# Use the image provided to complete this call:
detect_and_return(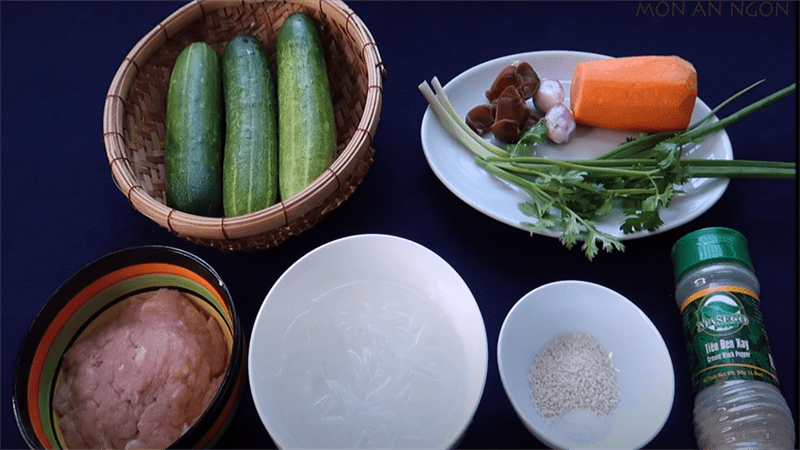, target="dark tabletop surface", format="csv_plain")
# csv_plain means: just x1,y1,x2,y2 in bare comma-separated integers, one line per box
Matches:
1,1,797,449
